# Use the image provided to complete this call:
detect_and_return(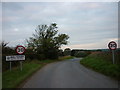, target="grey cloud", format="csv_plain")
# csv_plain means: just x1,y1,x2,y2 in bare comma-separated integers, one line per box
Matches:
2,2,118,49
